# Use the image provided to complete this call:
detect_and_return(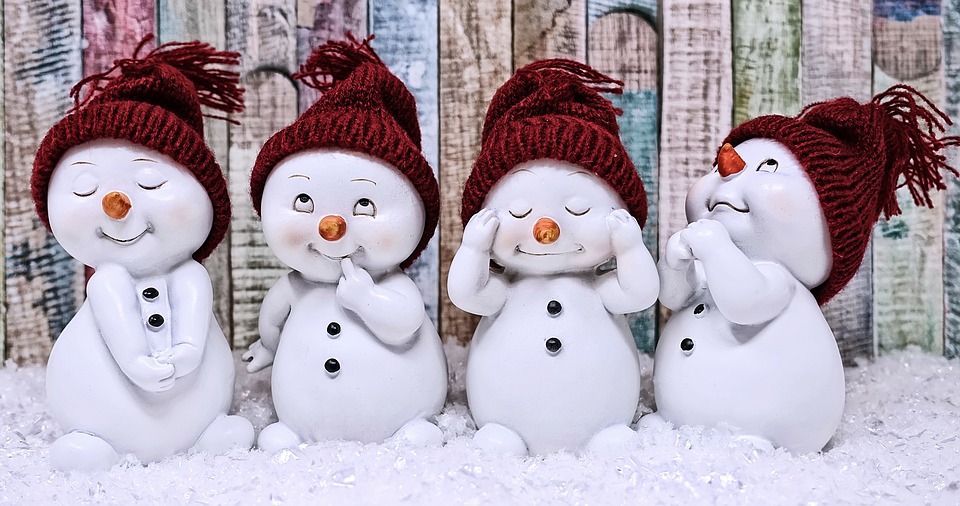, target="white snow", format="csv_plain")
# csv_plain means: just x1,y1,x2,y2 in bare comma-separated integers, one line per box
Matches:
1,343,958,505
